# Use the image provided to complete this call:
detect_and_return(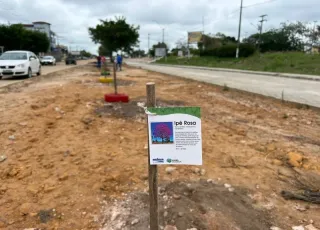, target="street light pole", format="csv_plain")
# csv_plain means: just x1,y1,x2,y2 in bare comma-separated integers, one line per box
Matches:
236,0,244,58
